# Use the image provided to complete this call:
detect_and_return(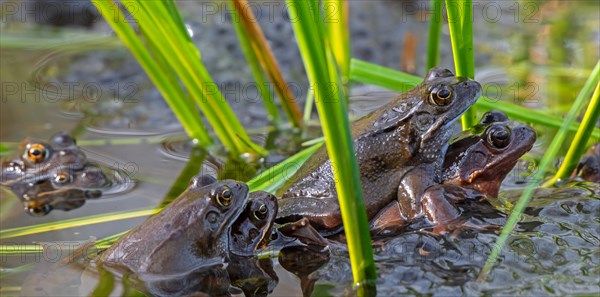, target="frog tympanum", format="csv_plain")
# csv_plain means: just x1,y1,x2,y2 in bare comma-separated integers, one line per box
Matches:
370,111,536,235
276,68,481,232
